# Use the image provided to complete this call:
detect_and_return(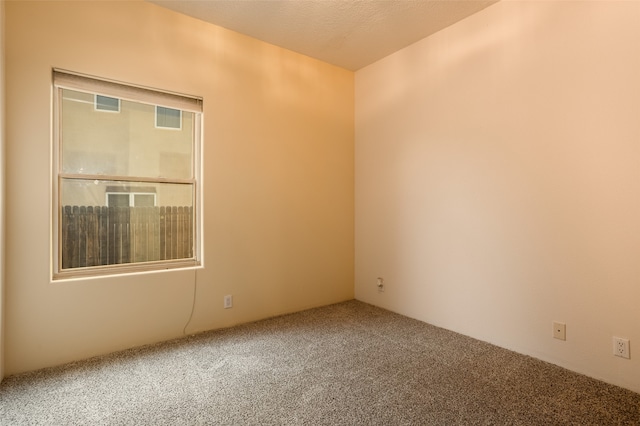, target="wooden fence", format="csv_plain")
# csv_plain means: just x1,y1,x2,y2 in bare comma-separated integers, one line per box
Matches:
61,206,193,269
